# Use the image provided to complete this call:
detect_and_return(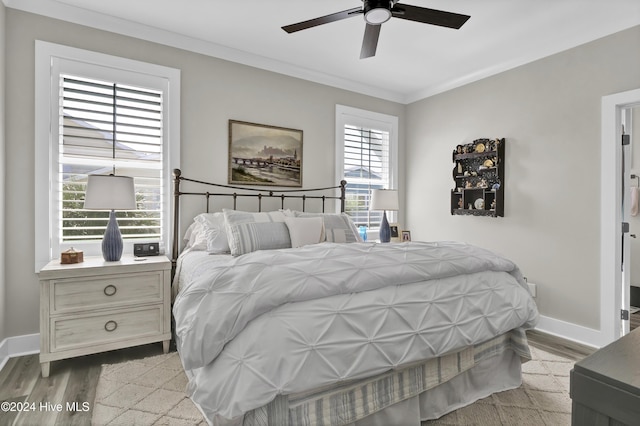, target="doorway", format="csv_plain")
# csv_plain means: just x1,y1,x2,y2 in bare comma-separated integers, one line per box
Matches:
601,88,640,345
625,106,640,332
